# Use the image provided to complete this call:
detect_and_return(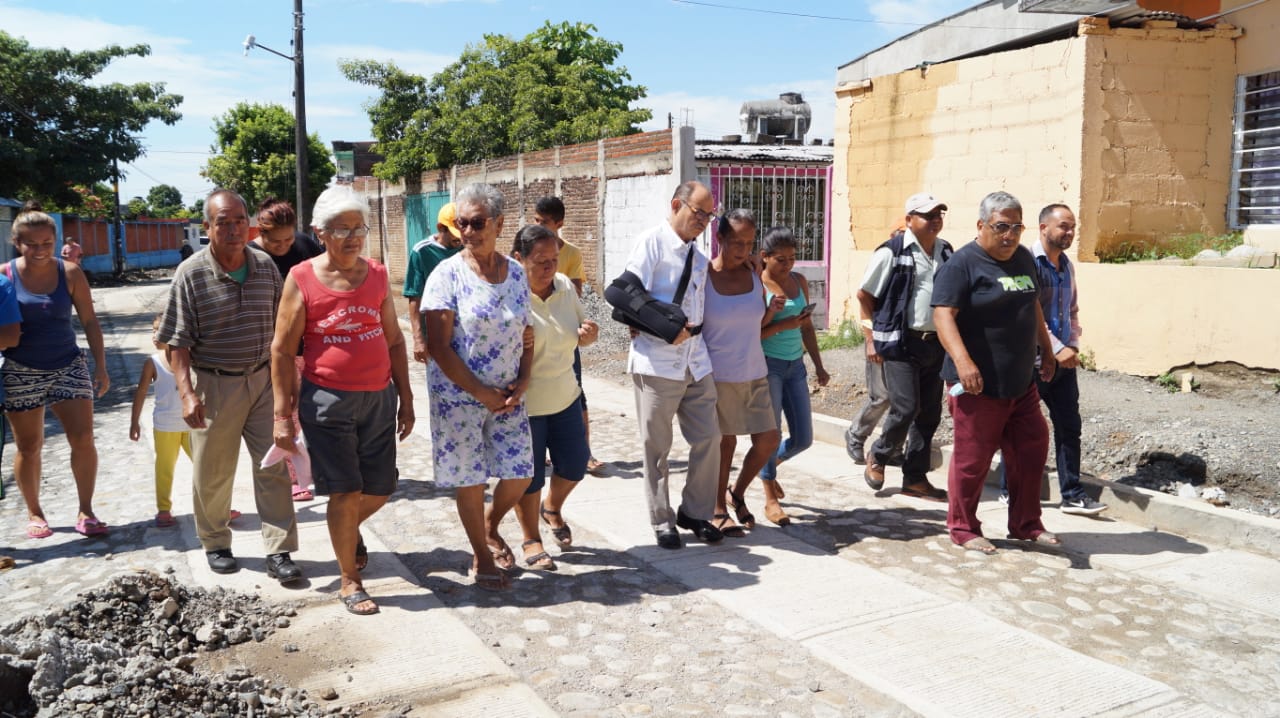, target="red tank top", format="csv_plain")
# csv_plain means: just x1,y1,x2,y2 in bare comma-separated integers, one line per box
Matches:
291,258,392,392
